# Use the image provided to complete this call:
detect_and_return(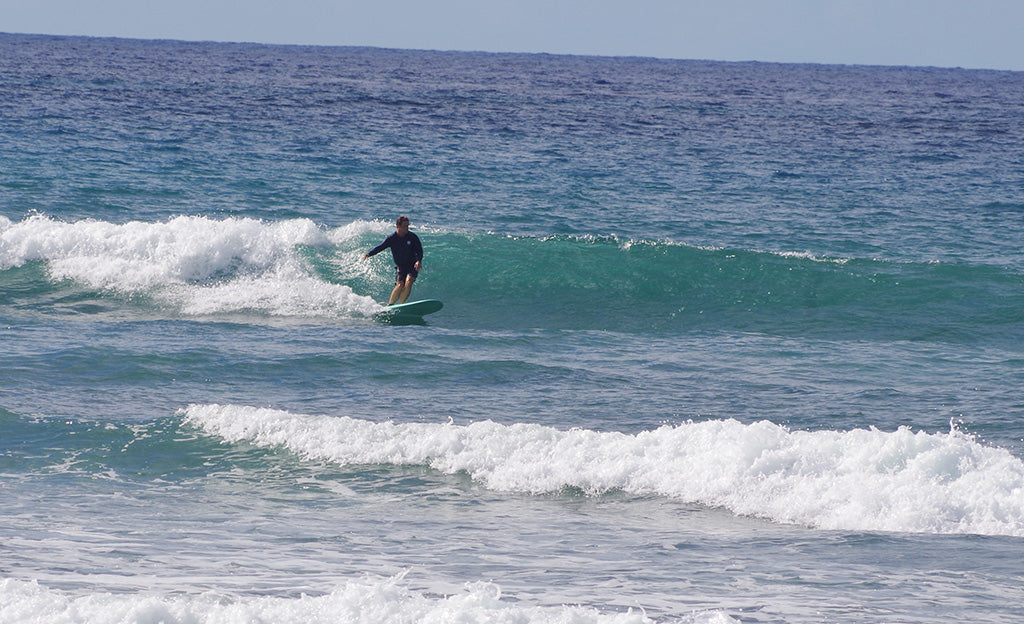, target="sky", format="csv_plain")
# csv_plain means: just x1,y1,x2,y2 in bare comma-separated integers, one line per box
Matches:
2,0,1023,71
